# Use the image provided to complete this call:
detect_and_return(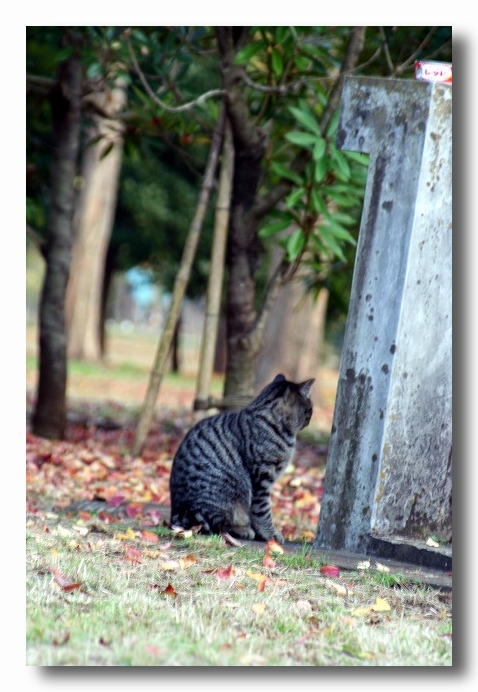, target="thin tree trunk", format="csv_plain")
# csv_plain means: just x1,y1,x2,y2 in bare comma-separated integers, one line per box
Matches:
131,108,225,456
194,119,234,409
66,79,127,361
32,54,82,439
